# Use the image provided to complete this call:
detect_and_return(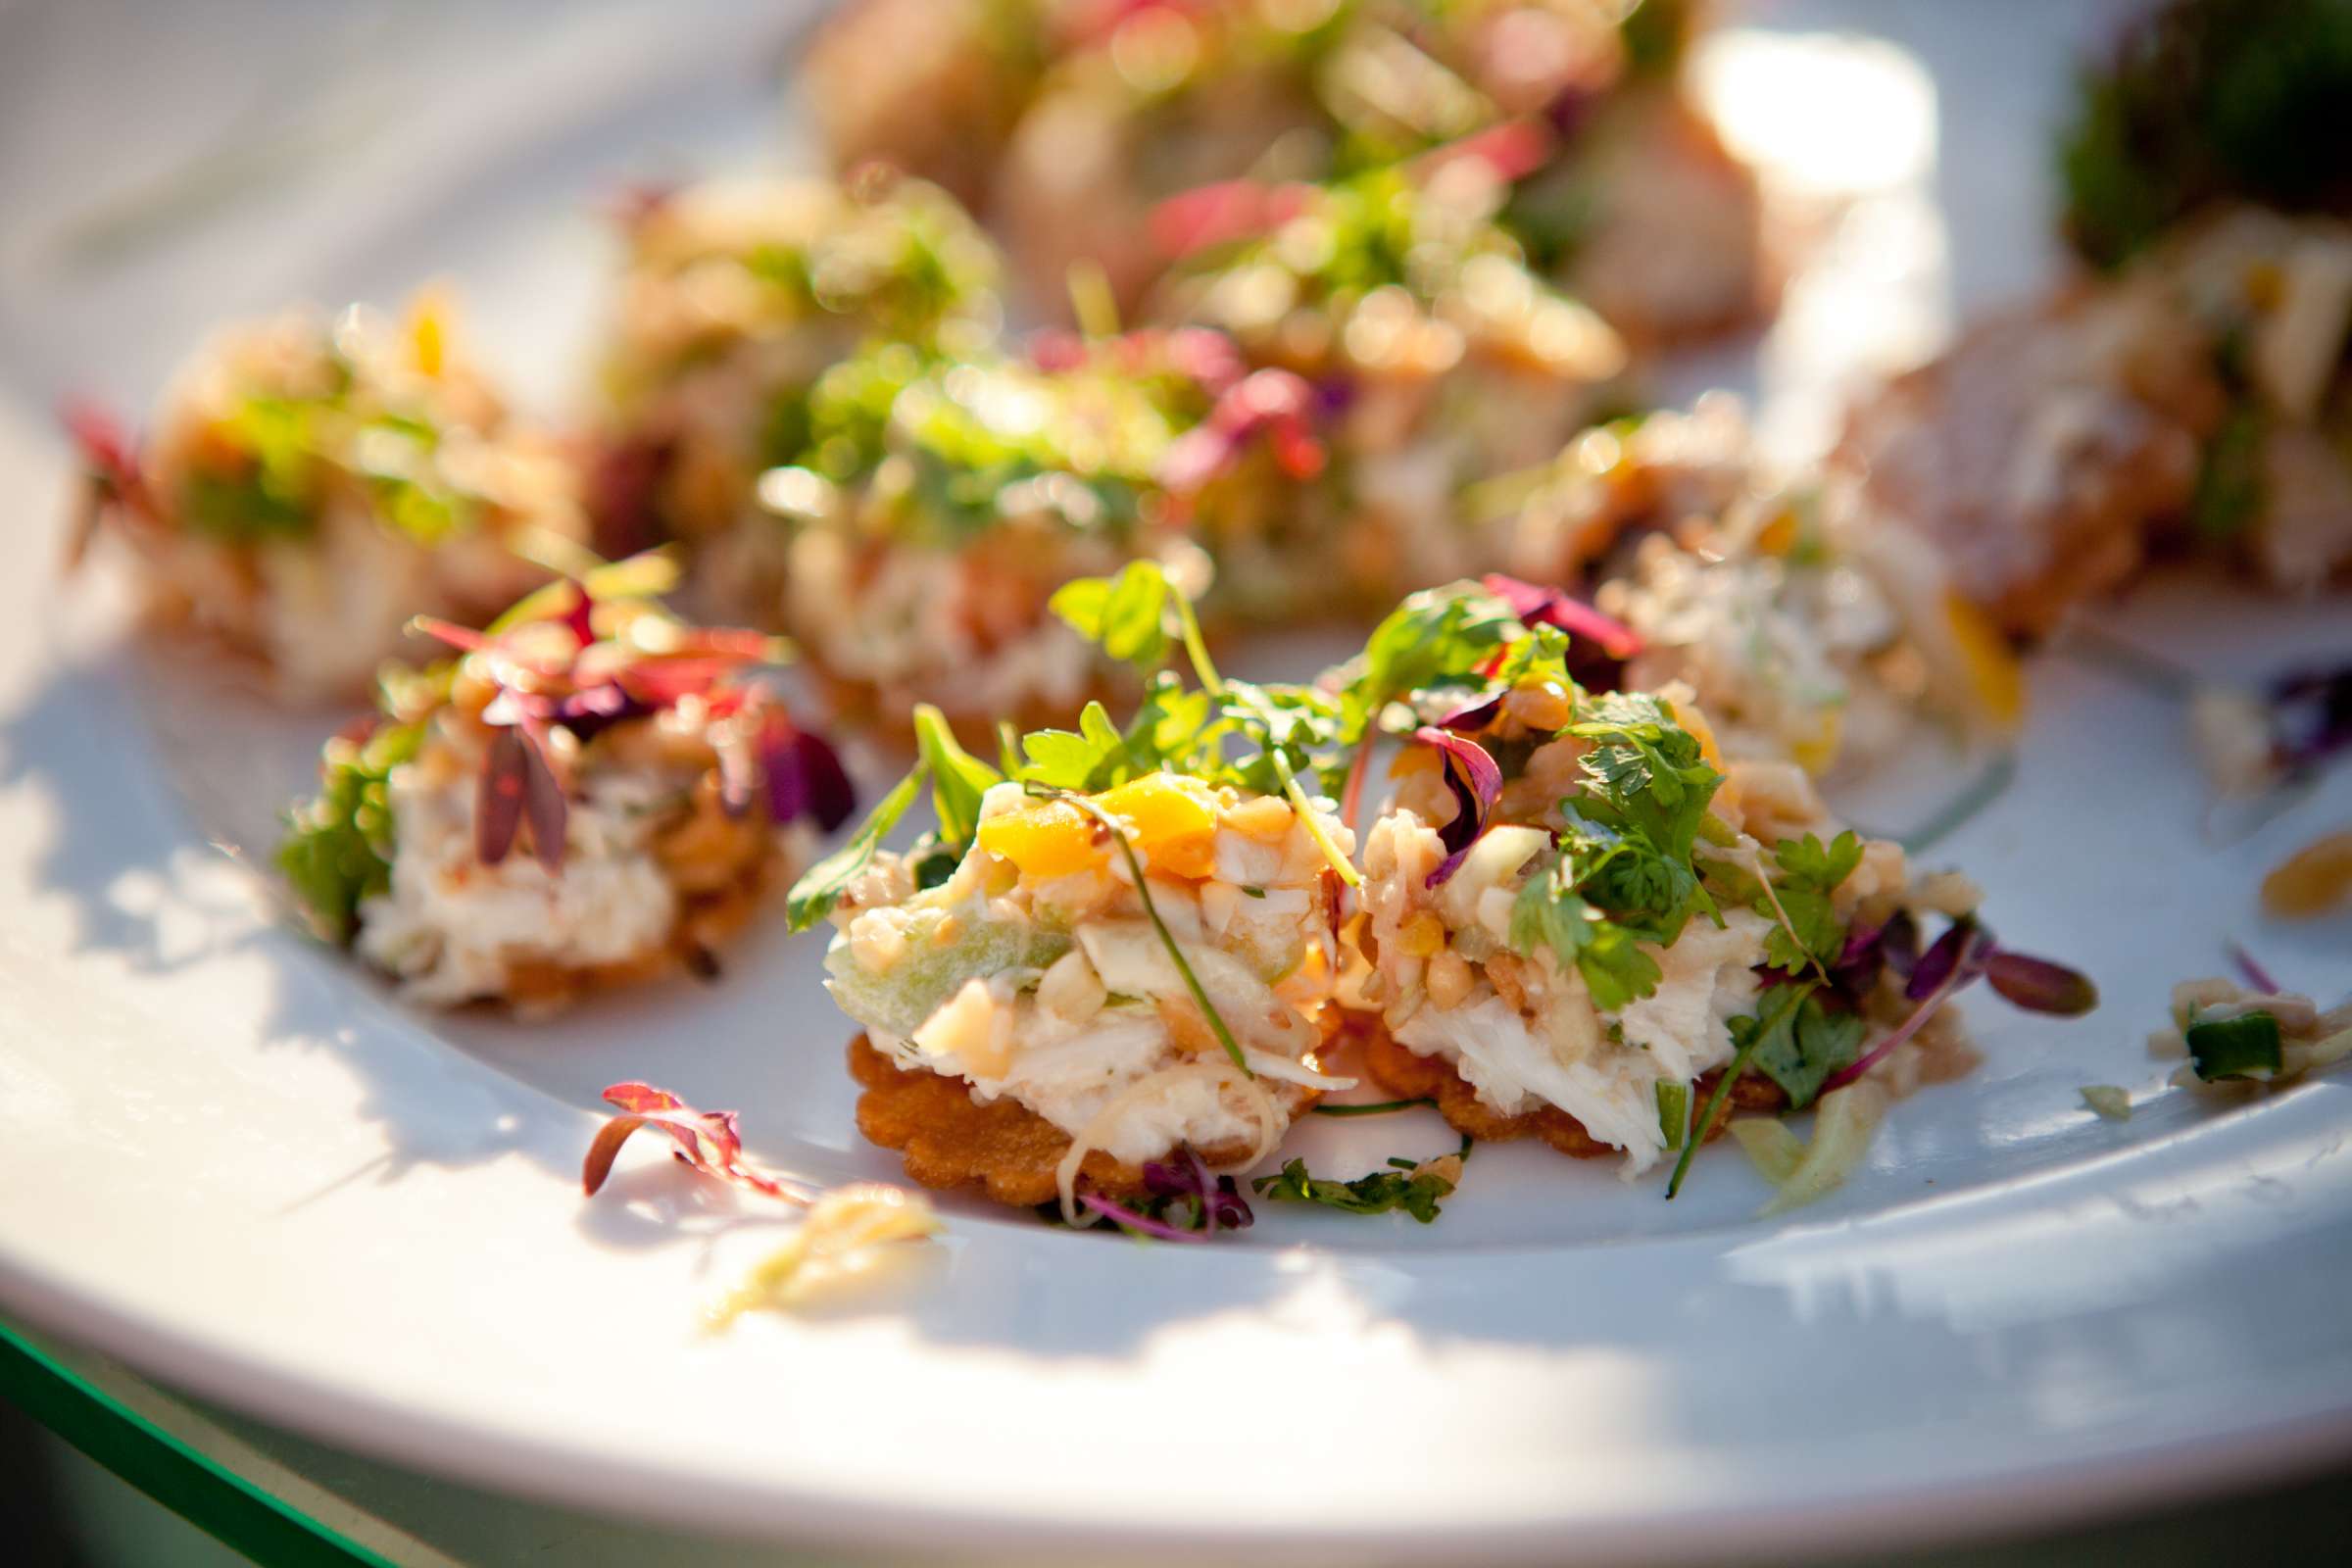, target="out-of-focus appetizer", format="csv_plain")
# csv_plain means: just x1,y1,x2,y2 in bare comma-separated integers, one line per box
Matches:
1839,0,2352,636
593,171,1003,591
278,554,855,1010
761,326,1316,732
67,296,586,699
2059,0,2351,274
1335,578,2091,1198
1482,401,2024,776
789,563,1360,1218
802,0,1058,210
973,0,1762,341
1156,164,1628,614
